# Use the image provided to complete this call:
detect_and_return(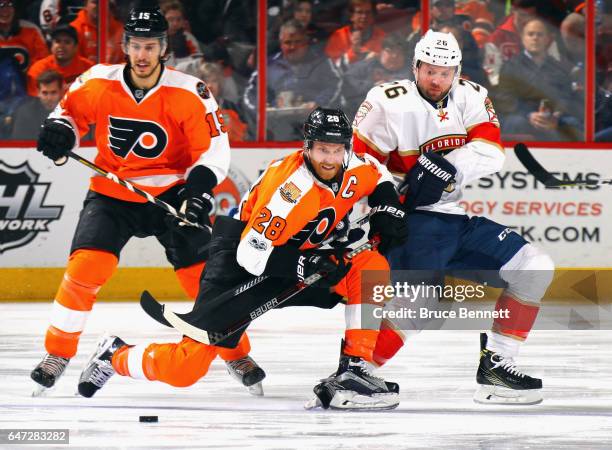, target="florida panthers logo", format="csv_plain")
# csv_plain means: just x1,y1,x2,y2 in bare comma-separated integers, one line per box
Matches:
108,116,168,159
